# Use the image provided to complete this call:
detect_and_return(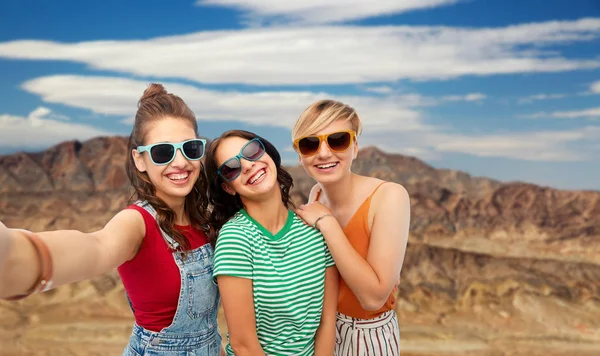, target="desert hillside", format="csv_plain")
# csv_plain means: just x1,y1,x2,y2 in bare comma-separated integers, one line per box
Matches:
1,136,599,355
